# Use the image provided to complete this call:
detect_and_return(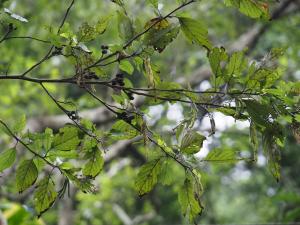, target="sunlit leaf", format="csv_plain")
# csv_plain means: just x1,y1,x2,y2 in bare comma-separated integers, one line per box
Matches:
119,60,134,75
204,148,238,163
